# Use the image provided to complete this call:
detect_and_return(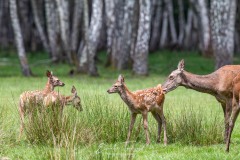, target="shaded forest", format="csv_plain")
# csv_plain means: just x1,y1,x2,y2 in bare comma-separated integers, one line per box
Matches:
0,0,239,76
